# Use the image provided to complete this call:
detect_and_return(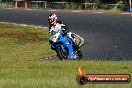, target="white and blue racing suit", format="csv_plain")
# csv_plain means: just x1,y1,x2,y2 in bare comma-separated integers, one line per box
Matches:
49,21,76,43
